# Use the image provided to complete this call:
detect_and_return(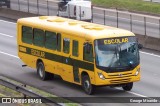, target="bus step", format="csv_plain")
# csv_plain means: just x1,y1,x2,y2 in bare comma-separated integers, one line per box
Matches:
22,65,27,67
